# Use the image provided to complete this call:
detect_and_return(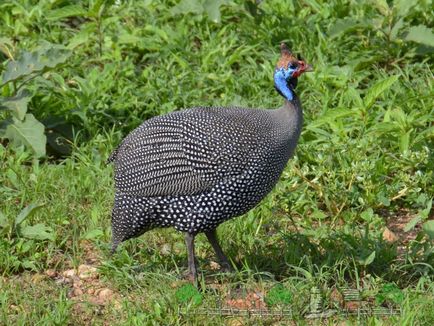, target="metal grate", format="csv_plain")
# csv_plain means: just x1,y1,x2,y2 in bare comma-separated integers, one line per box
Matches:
185,286,402,319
